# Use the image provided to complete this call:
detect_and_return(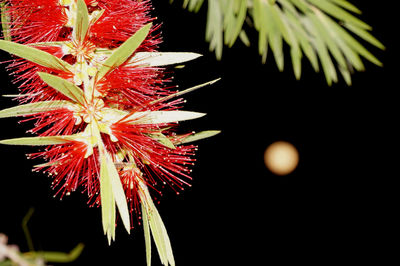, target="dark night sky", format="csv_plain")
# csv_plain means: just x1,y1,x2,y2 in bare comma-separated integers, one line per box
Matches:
0,1,397,265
